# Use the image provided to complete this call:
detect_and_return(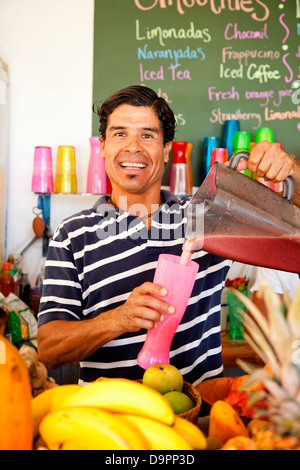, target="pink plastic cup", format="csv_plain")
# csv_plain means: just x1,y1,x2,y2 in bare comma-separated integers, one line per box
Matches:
137,254,198,369
31,146,54,193
87,137,107,194
209,148,228,168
